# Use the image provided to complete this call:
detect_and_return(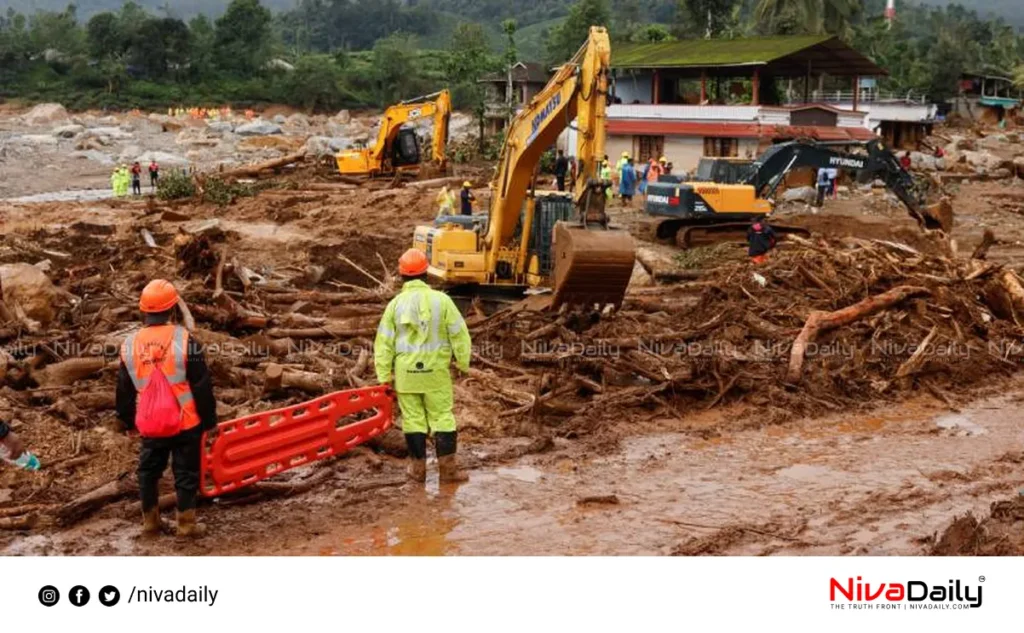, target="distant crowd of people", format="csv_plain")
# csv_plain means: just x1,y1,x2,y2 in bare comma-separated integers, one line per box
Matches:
552,149,673,208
